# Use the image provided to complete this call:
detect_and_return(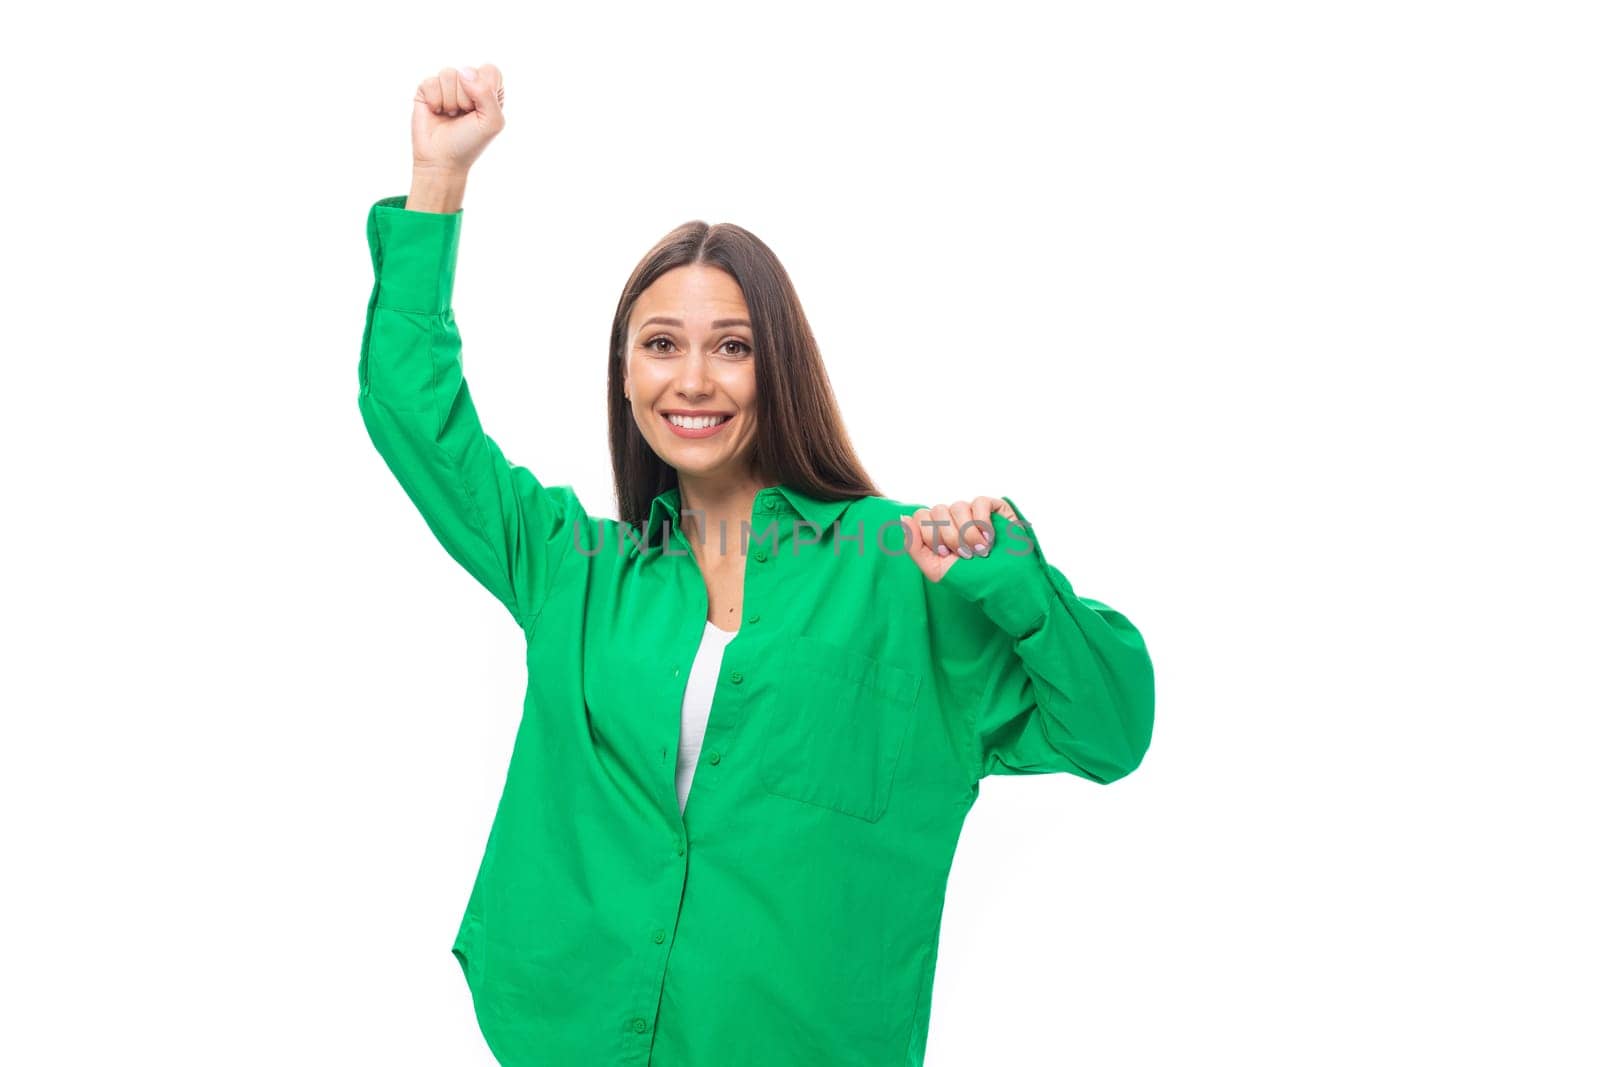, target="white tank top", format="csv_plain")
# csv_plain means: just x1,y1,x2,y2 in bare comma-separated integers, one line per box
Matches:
676,620,740,814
